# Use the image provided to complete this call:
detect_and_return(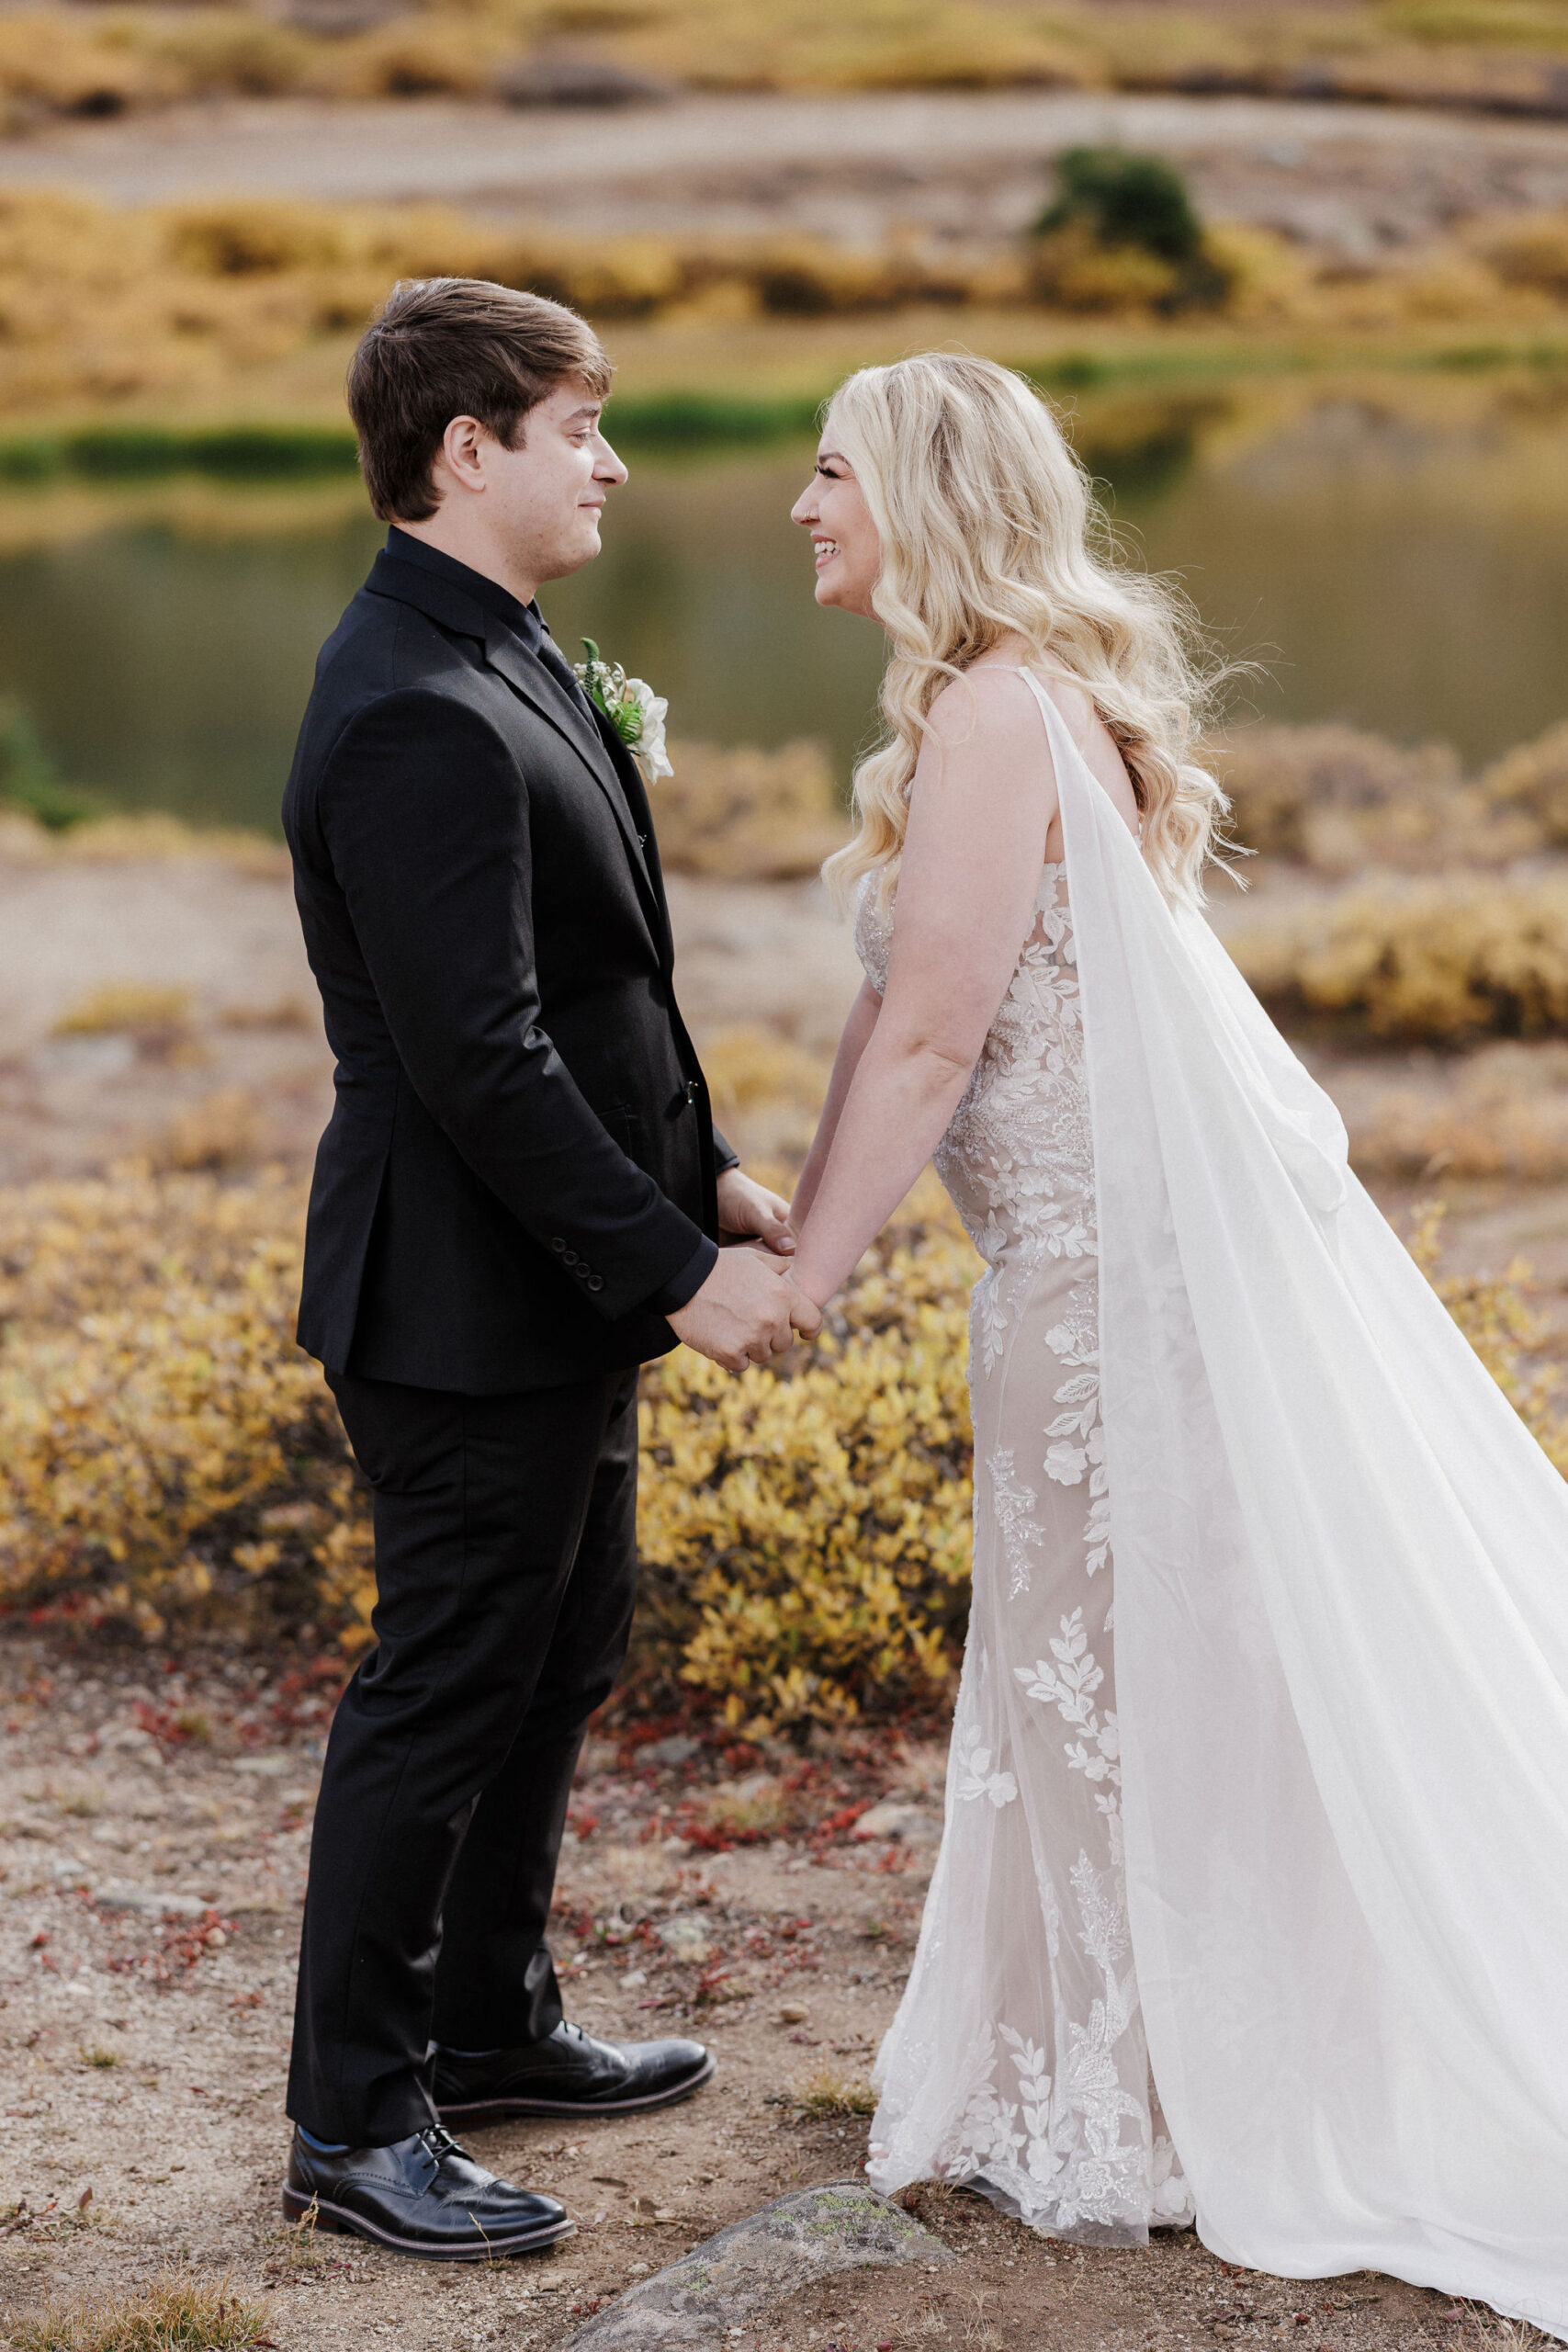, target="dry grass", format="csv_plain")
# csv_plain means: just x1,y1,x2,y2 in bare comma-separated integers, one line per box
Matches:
793,2061,879,2120
51,982,194,1044
1218,723,1529,875
0,808,288,874
7,2271,268,2352
1217,715,1568,876
1480,717,1568,848
152,1087,265,1174
0,180,1567,411
1228,875,1568,1045
657,738,849,879
4,0,1568,127
1340,1041,1568,1181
